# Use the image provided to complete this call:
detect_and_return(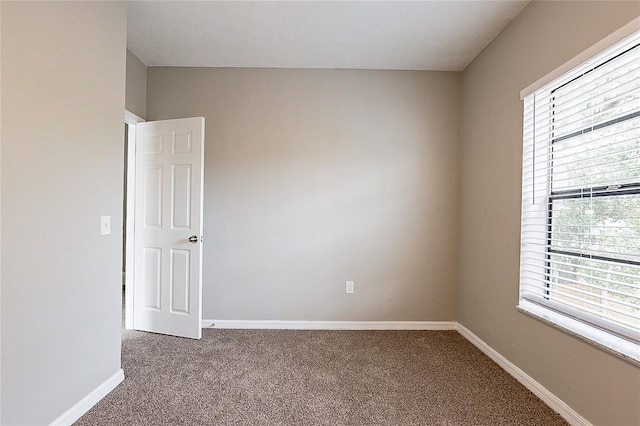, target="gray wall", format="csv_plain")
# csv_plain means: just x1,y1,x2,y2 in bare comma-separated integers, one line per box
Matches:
147,68,461,321
126,50,147,120
1,2,126,424
458,1,640,425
